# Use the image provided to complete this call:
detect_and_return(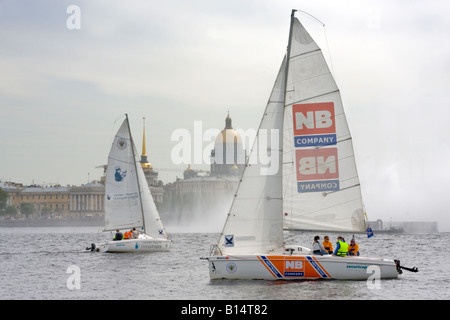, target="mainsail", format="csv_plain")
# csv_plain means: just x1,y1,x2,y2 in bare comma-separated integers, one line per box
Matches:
104,116,167,238
282,16,367,232
217,12,366,255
